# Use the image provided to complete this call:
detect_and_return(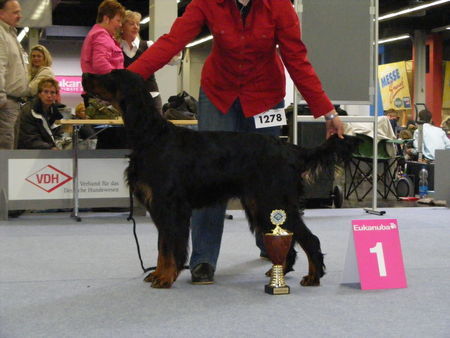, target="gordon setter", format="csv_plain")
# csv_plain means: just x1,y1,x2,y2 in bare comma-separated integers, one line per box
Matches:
82,69,359,289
